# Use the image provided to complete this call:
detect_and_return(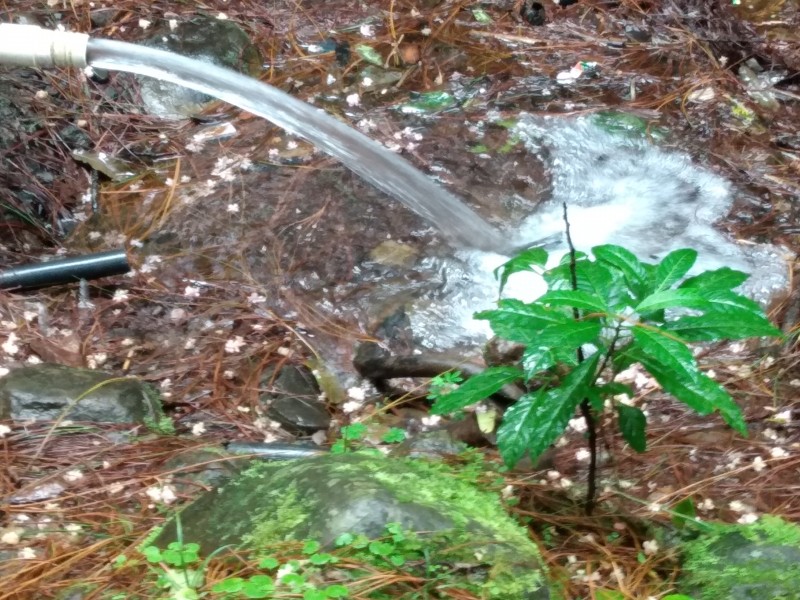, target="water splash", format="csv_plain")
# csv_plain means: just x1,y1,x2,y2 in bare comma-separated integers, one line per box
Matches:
408,115,790,348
